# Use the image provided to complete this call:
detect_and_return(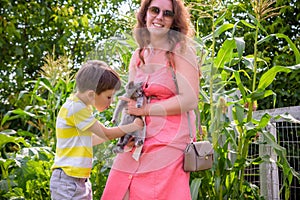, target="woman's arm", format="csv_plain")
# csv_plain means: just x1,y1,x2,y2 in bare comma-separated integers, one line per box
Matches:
127,47,199,116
